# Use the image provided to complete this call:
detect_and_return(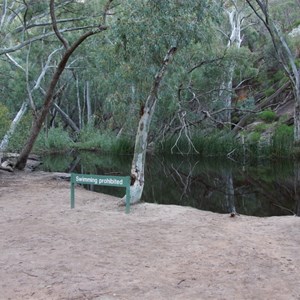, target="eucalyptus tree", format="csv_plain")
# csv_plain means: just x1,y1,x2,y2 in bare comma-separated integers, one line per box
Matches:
0,0,109,153
14,0,112,170
246,0,300,144
218,0,248,124
113,0,220,203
